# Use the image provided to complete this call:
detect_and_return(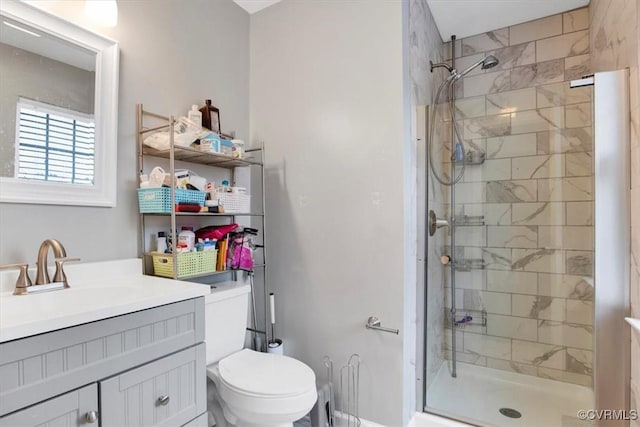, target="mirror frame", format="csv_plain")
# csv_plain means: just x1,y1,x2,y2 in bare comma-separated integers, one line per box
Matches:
0,1,119,207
